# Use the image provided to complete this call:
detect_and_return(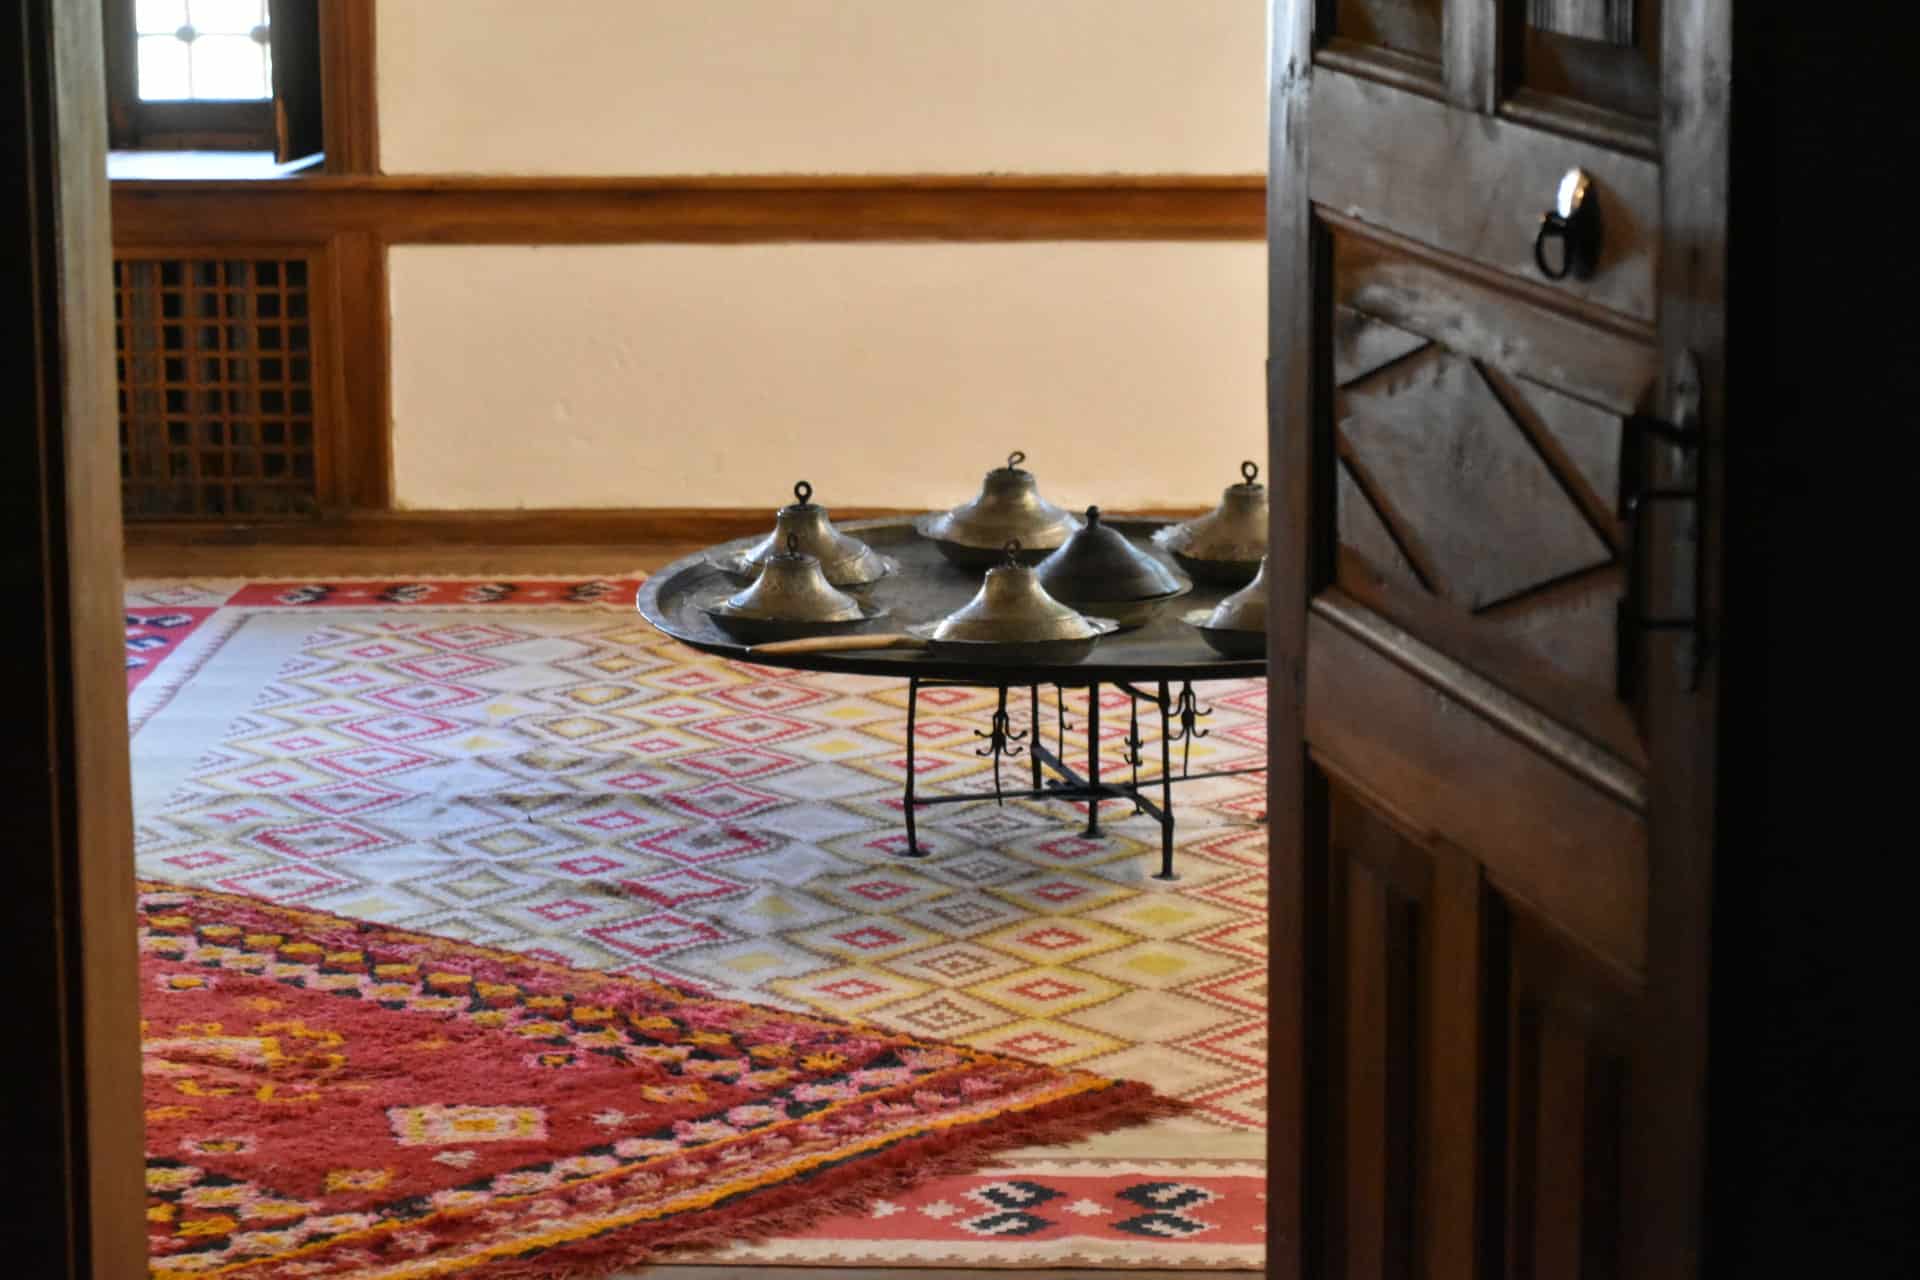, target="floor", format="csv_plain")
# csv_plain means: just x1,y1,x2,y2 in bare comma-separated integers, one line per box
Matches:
124,540,1268,1279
